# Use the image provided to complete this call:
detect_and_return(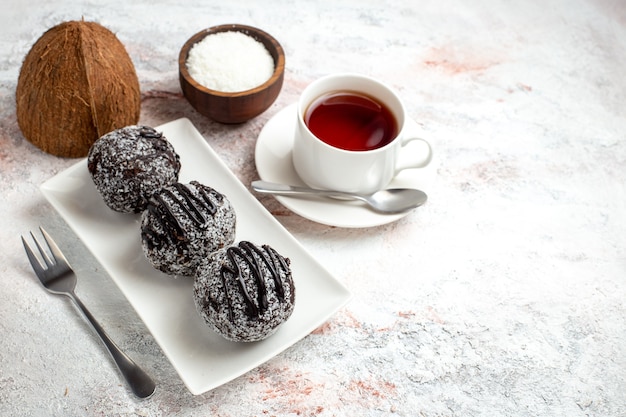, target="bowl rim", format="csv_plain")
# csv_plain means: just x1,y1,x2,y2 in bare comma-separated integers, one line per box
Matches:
179,23,285,98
